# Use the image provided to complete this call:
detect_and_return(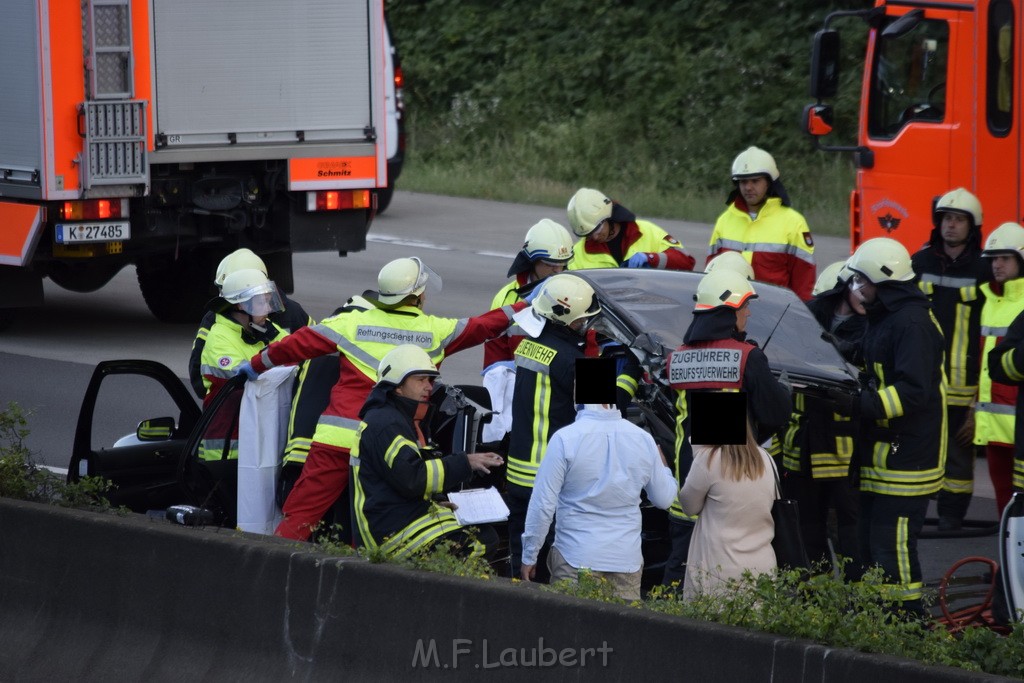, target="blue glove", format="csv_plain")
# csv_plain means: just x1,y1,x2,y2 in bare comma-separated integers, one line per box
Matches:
523,284,544,304
623,253,651,269
235,361,259,381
